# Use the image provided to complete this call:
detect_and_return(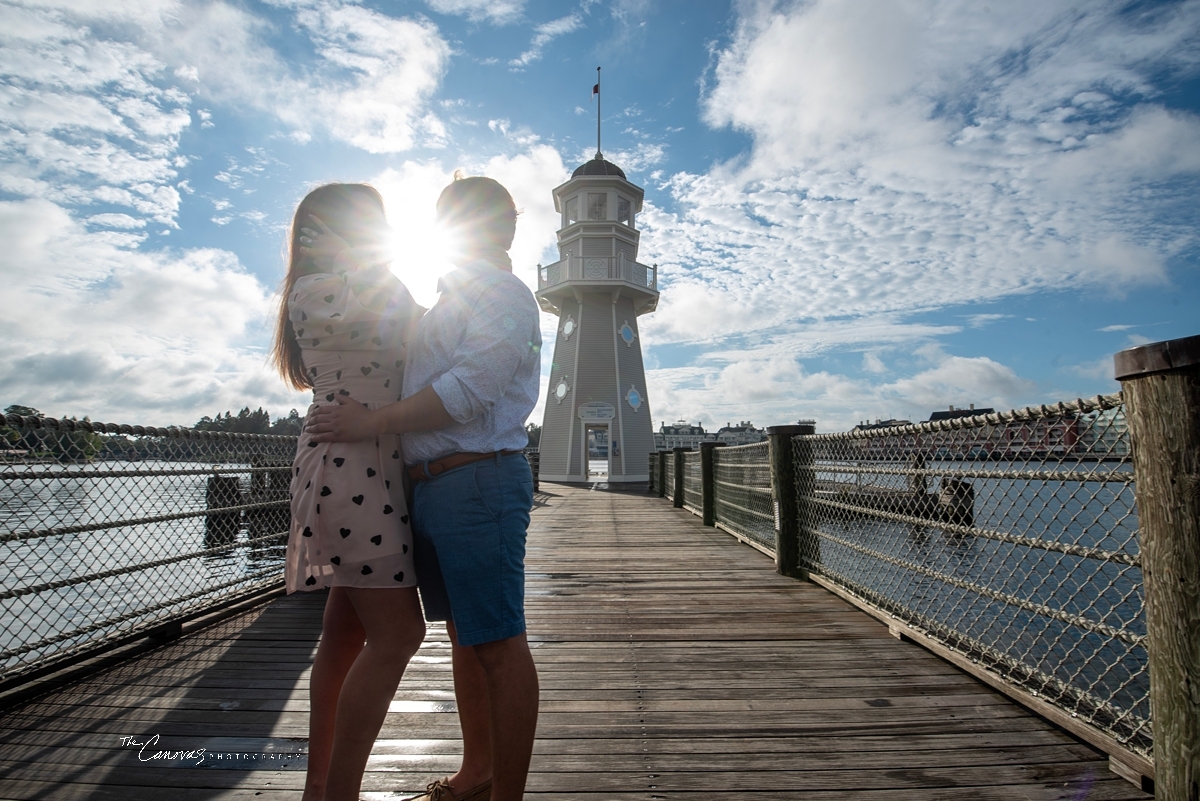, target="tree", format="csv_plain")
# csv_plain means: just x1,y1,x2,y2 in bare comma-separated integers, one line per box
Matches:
1,406,101,460
269,409,304,435
5,404,43,418
525,422,541,449
194,407,271,434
